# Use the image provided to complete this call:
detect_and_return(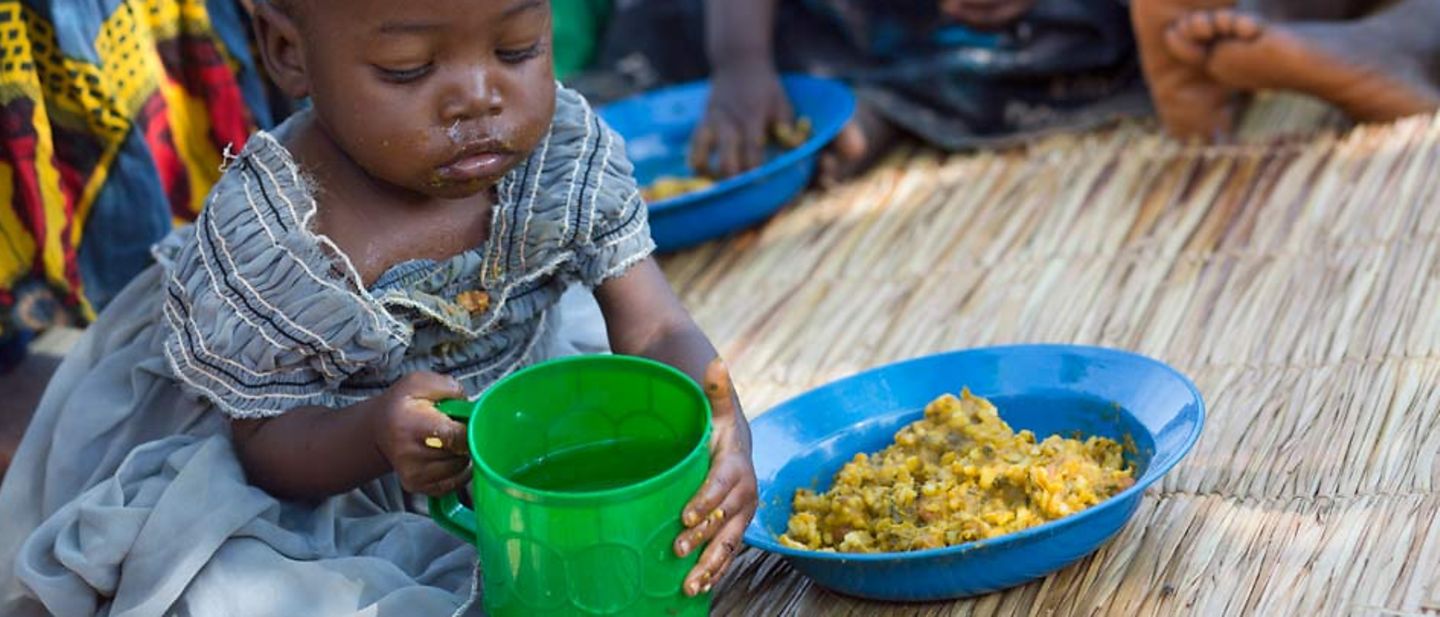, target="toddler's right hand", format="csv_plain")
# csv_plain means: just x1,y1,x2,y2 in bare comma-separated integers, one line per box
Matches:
370,372,472,497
